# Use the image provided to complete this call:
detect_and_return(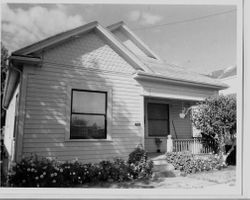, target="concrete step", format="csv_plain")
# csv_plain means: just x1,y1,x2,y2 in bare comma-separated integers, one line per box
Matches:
151,154,181,177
